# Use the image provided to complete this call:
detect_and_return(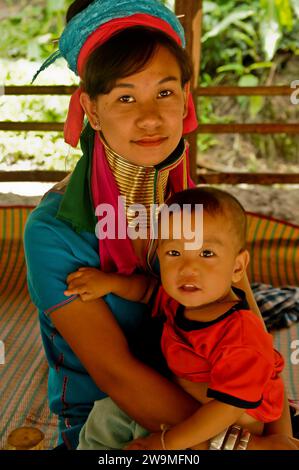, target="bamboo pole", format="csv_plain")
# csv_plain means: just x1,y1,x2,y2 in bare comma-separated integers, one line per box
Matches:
175,0,202,182
1,122,298,134
0,122,64,132
1,170,298,185
197,172,299,185
2,85,293,96
0,170,68,182
3,86,77,95
196,86,293,96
